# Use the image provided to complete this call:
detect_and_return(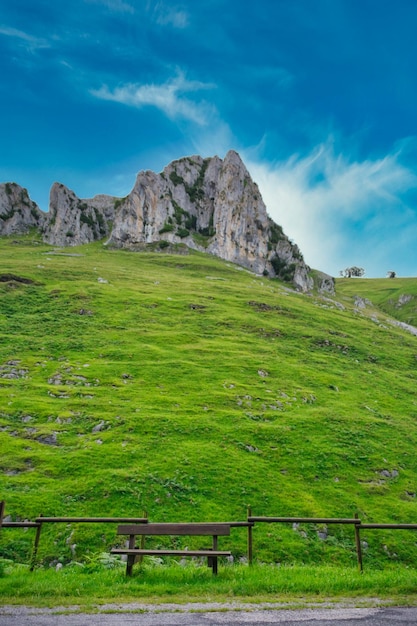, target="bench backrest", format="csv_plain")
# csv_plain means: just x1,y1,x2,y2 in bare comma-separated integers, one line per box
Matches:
117,523,230,536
